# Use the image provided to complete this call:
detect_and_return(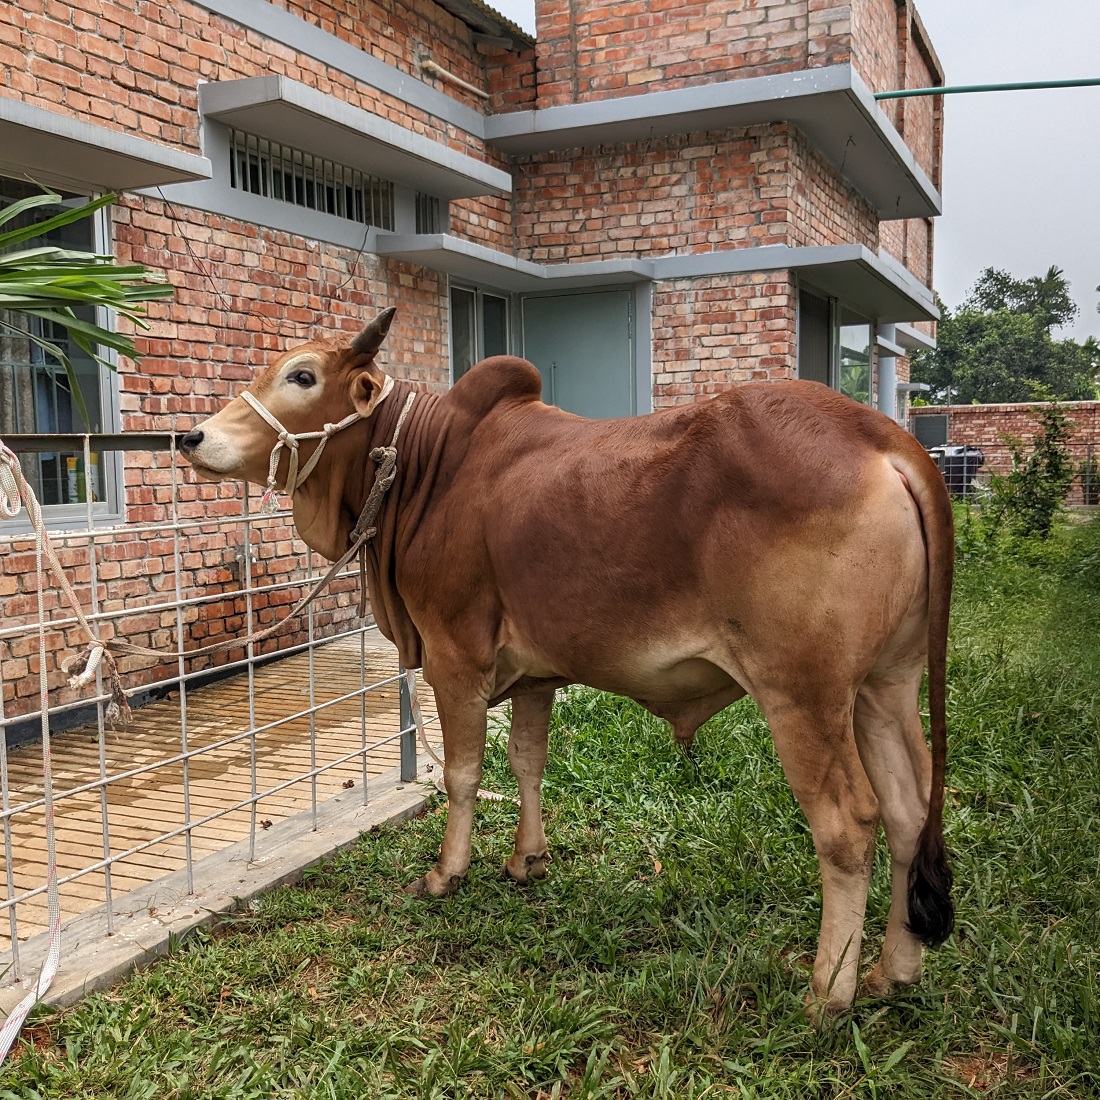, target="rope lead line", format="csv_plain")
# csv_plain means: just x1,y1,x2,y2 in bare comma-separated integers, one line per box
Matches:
0,464,63,1063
